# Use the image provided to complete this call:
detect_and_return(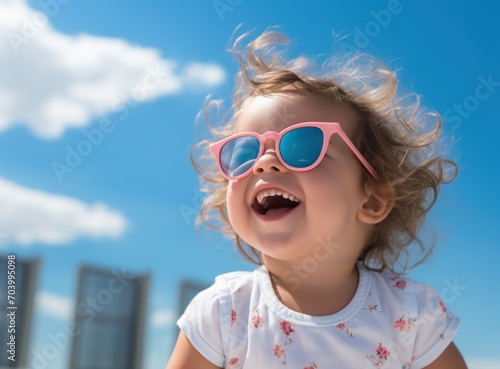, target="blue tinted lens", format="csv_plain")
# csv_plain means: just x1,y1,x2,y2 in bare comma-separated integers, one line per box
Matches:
280,127,323,168
220,136,260,177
